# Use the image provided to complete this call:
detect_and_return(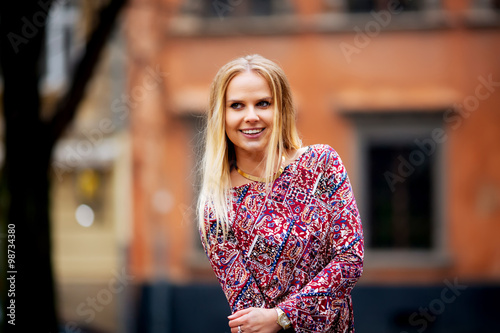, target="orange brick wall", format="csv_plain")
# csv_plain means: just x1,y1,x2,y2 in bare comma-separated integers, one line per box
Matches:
126,0,500,284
